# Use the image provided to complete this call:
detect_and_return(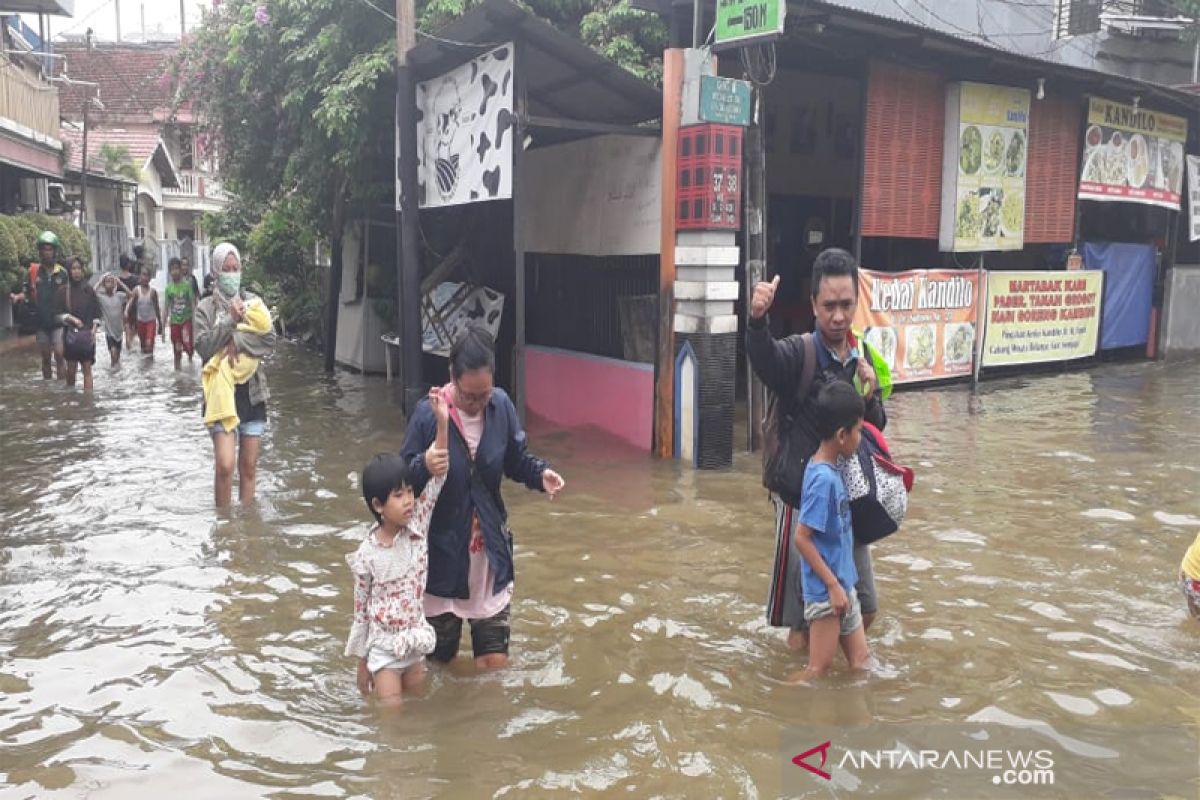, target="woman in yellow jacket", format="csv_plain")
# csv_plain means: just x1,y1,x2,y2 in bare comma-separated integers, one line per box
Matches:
194,243,276,508
1182,533,1200,621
